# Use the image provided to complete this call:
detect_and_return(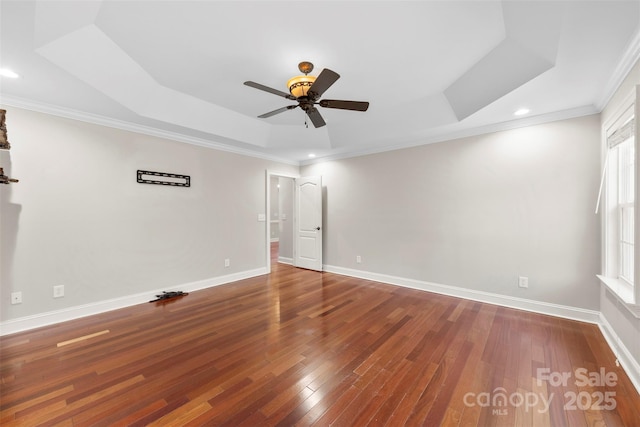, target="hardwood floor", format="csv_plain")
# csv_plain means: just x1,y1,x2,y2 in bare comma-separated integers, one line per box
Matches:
1,244,639,426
